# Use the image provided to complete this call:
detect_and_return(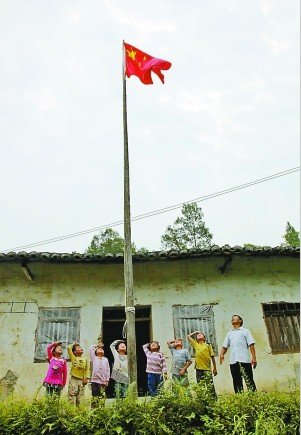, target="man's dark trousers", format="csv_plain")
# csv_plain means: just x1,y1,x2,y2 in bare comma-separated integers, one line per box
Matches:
230,362,256,393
